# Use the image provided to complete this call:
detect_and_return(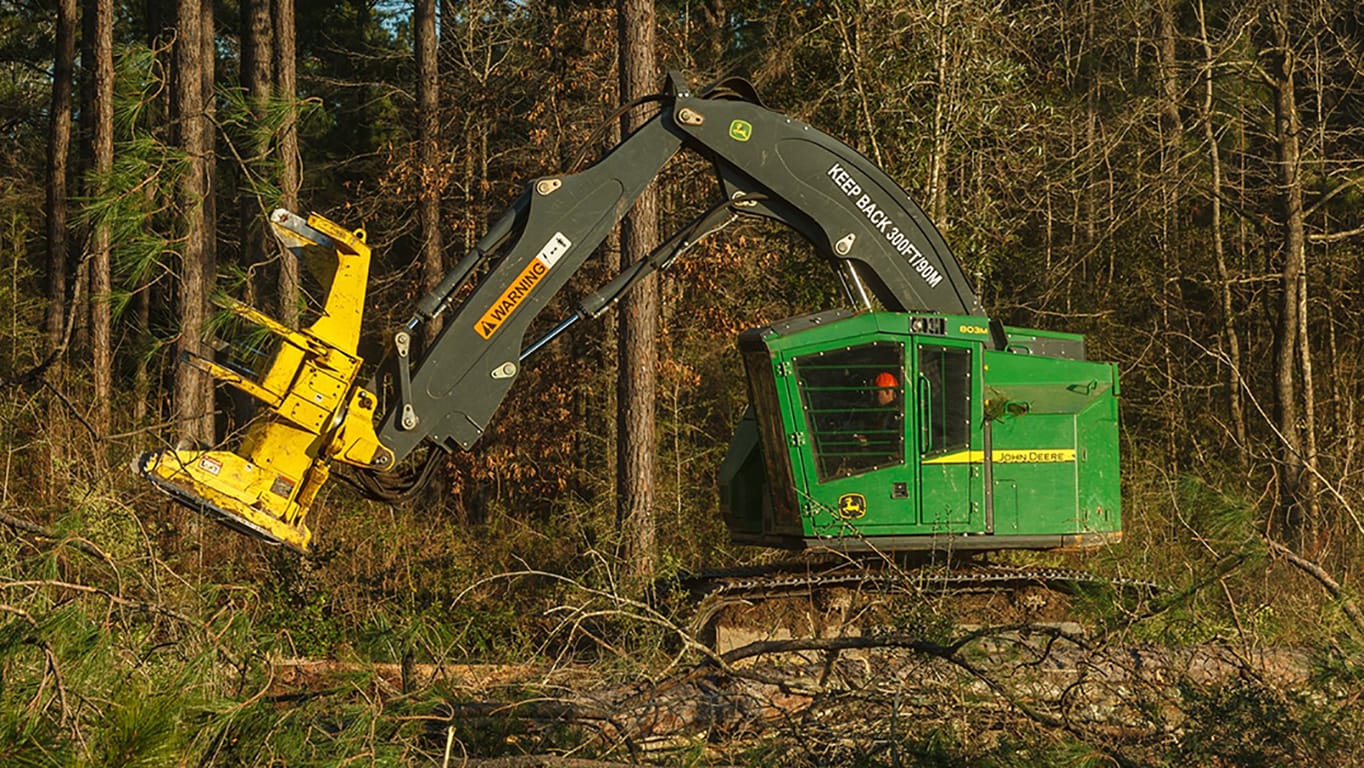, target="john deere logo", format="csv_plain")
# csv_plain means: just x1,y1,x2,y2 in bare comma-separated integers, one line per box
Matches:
836,493,867,520
728,119,752,142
